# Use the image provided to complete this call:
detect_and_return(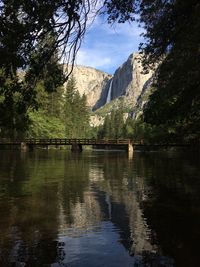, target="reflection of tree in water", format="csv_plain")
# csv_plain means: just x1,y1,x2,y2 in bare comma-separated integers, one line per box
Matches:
134,251,174,267
0,151,68,266
131,151,200,267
